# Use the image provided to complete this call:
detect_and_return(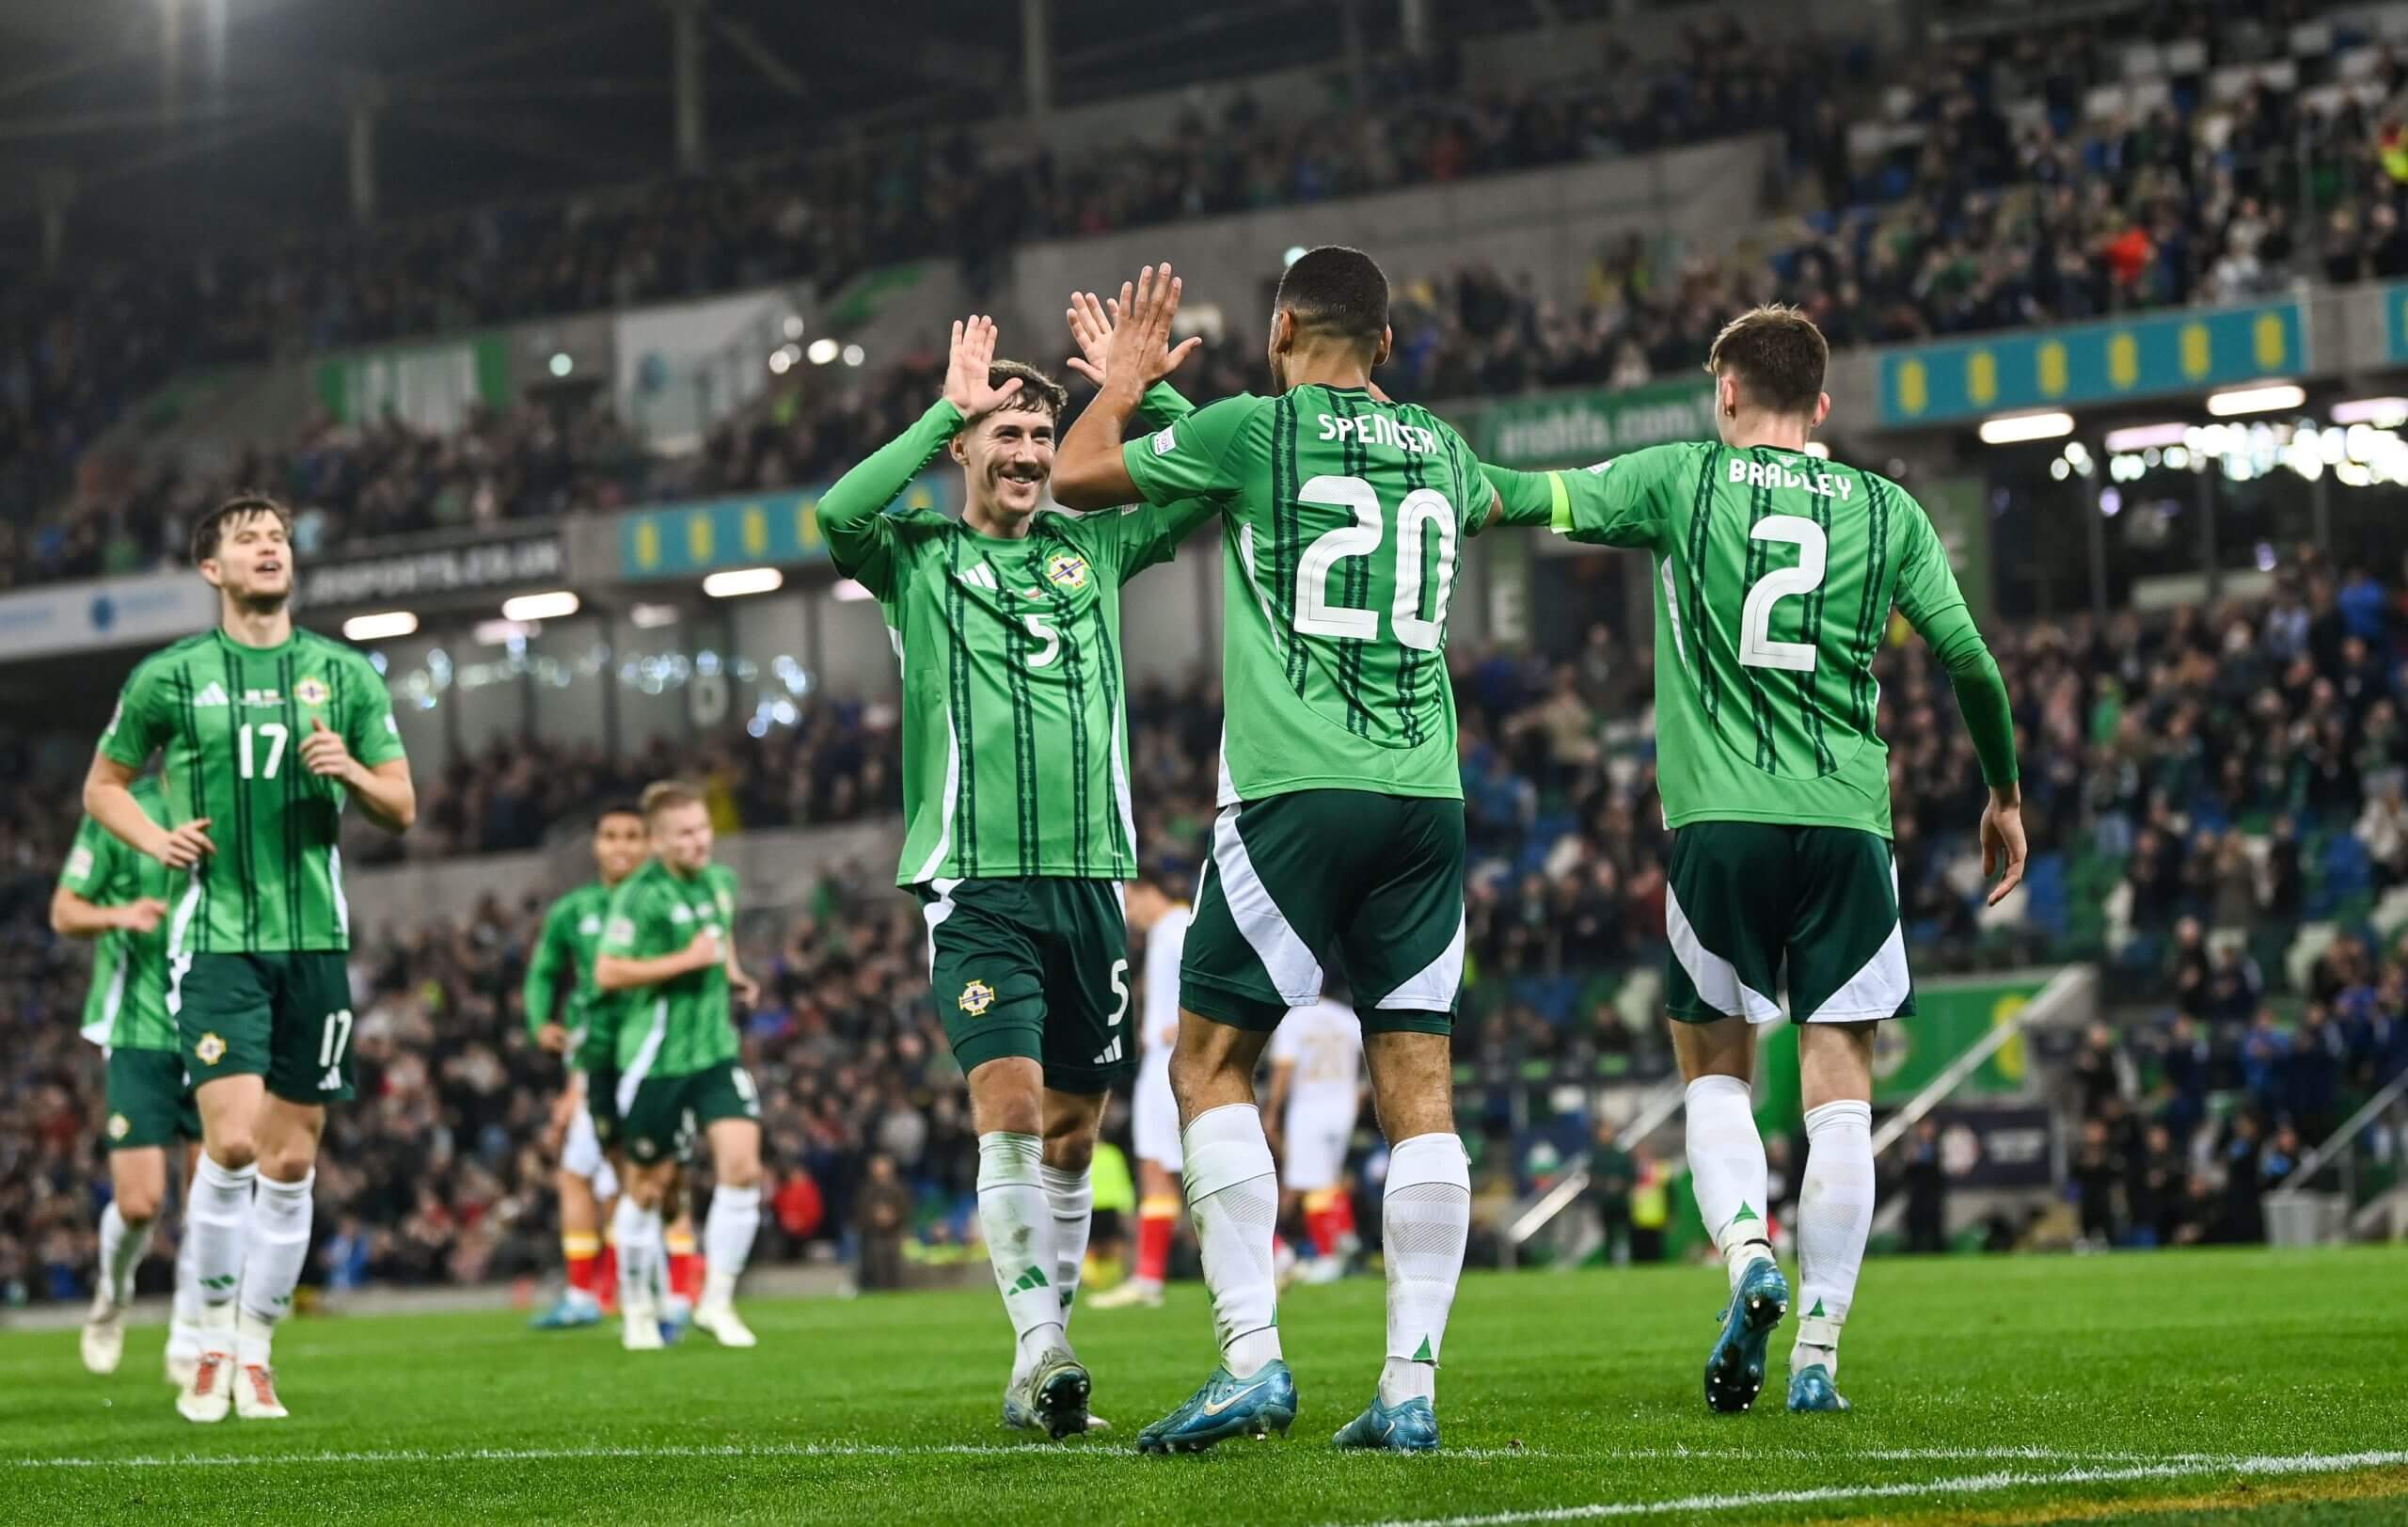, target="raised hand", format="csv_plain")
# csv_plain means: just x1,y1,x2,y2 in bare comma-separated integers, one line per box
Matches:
943,314,1024,420
1064,290,1117,387
1100,264,1201,398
